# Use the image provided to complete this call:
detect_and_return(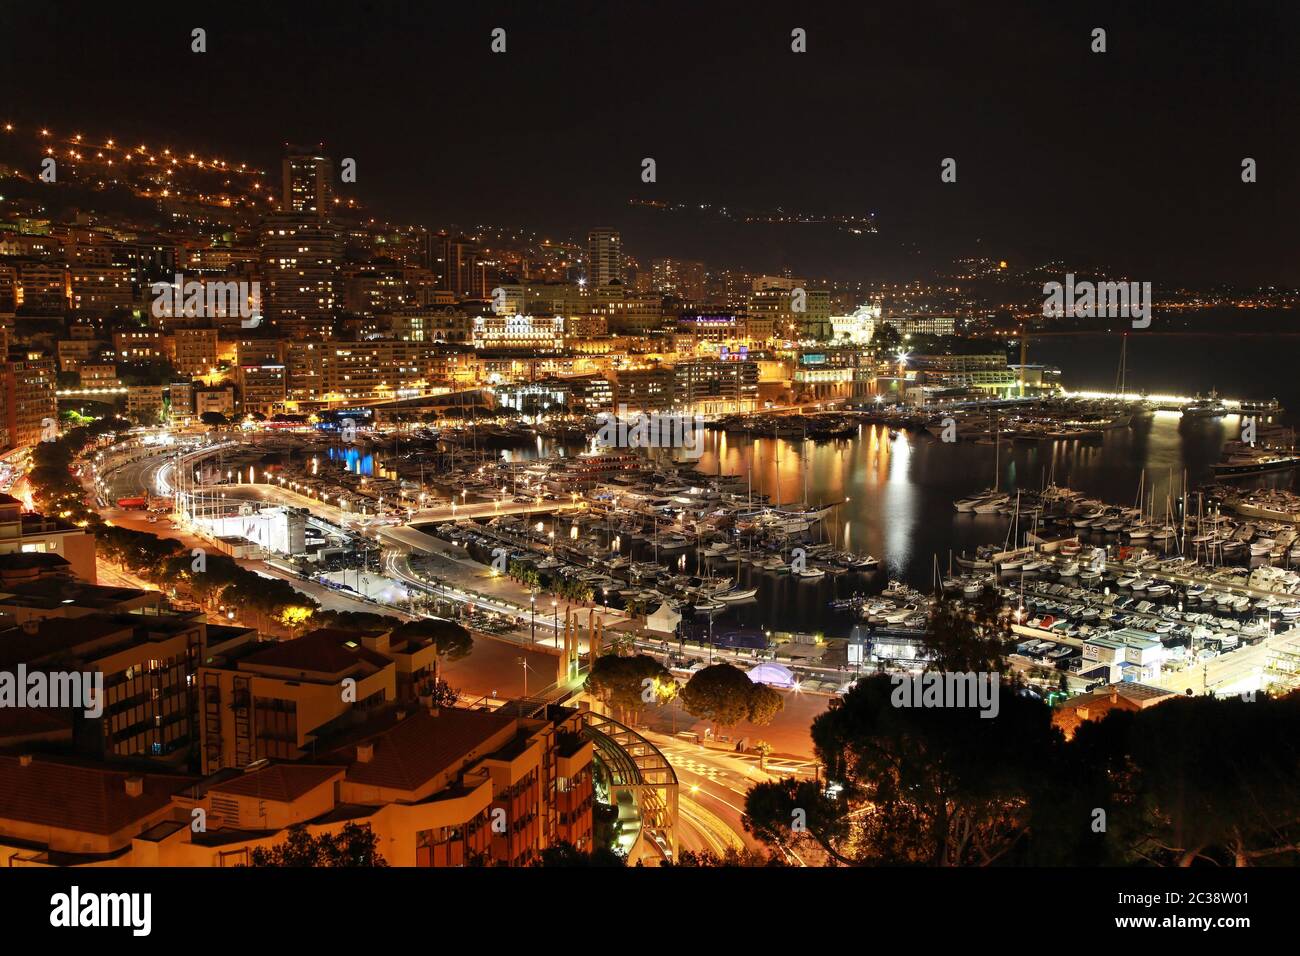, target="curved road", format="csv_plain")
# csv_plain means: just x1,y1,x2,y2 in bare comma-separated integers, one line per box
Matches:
92,447,813,860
